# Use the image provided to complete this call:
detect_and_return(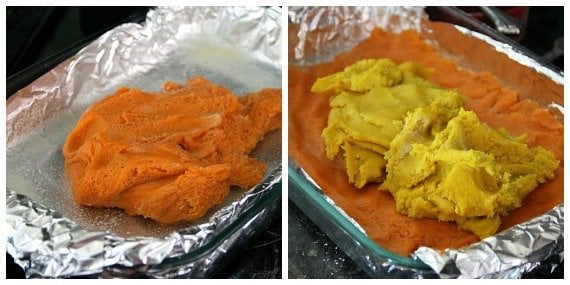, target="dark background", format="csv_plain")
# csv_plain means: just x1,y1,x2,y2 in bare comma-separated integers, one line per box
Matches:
6,7,281,279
